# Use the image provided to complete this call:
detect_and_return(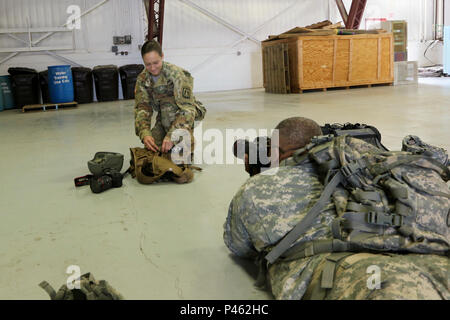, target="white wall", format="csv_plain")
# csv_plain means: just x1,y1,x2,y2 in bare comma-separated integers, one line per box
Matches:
0,0,445,95
162,0,330,92
0,0,330,93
